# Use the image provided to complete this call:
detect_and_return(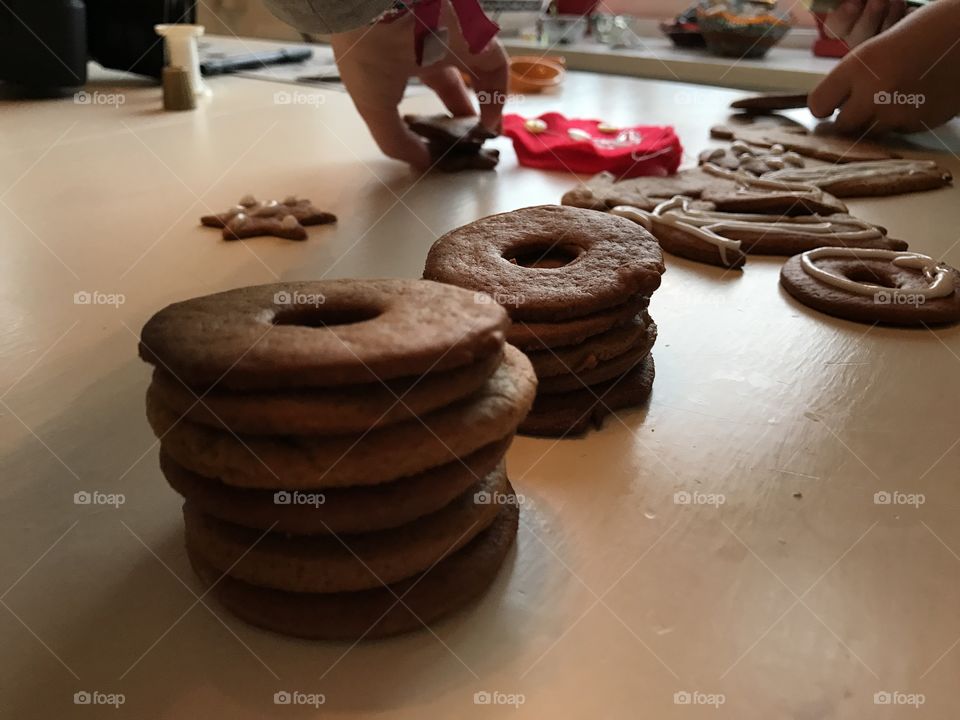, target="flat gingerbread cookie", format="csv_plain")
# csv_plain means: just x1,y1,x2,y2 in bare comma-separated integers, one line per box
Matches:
730,93,809,113
201,195,336,241
404,113,499,171
699,140,805,175
780,247,960,325
189,497,519,641
611,196,905,269
762,159,952,197
711,123,900,163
